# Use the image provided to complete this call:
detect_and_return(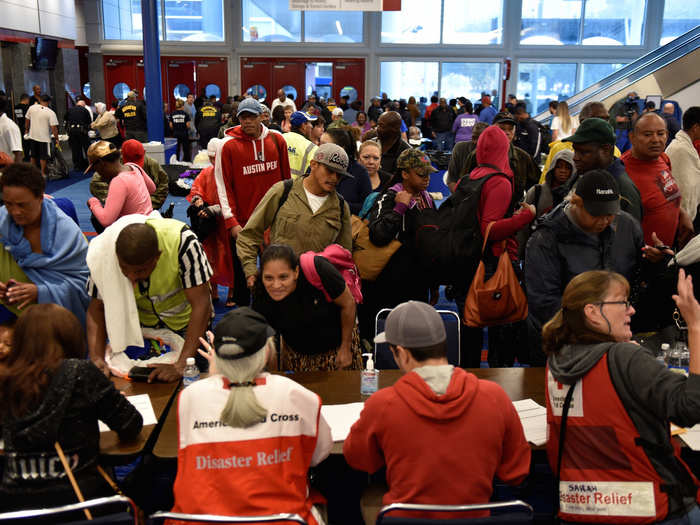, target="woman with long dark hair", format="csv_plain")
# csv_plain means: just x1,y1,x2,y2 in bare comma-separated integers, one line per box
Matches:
543,270,700,524
252,244,362,371
0,304,142,510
